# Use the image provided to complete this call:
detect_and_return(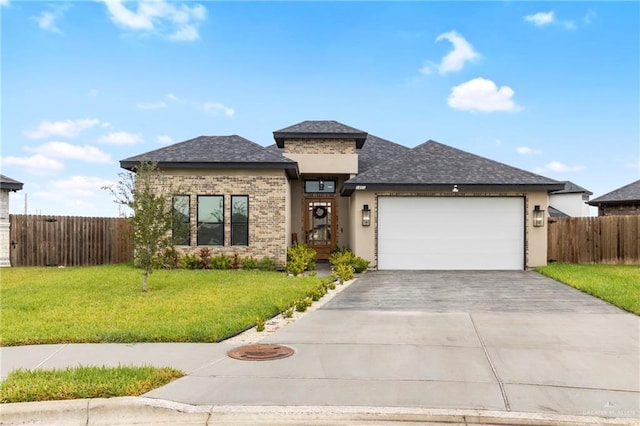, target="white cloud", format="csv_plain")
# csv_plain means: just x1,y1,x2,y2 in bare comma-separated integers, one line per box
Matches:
137,101,167,110
525,11,555,27
625,161,639,169
33,11,61,33
448,78,519,113
167,93,185,103
516,146,543,155
536,161,585,173
1,155,64,176
202,102,235,117
420,30,479,75
0,0,10,7
25,118,101,139
101,0,207,42
97,131,143,145
157,135,173,145
25,142,112,163
48,176,115,197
